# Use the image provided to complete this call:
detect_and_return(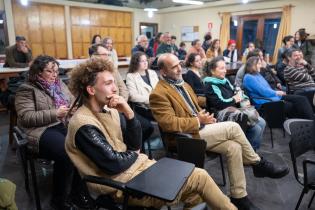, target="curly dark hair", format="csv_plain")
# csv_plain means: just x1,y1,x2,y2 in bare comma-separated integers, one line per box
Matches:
68,58,114,106
28,55,59,84
185,53,199,68
128,51,148,73
203,56,225,76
